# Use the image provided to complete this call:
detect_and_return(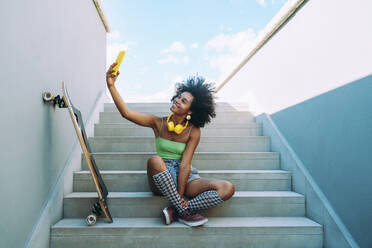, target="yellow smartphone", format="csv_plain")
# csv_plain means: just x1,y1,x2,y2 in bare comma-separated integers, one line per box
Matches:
112,51,126,75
